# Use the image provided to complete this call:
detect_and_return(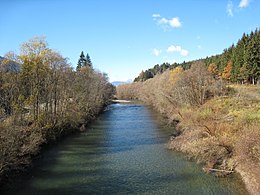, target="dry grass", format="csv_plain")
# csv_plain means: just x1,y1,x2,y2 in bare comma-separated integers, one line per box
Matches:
168,84,260,194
